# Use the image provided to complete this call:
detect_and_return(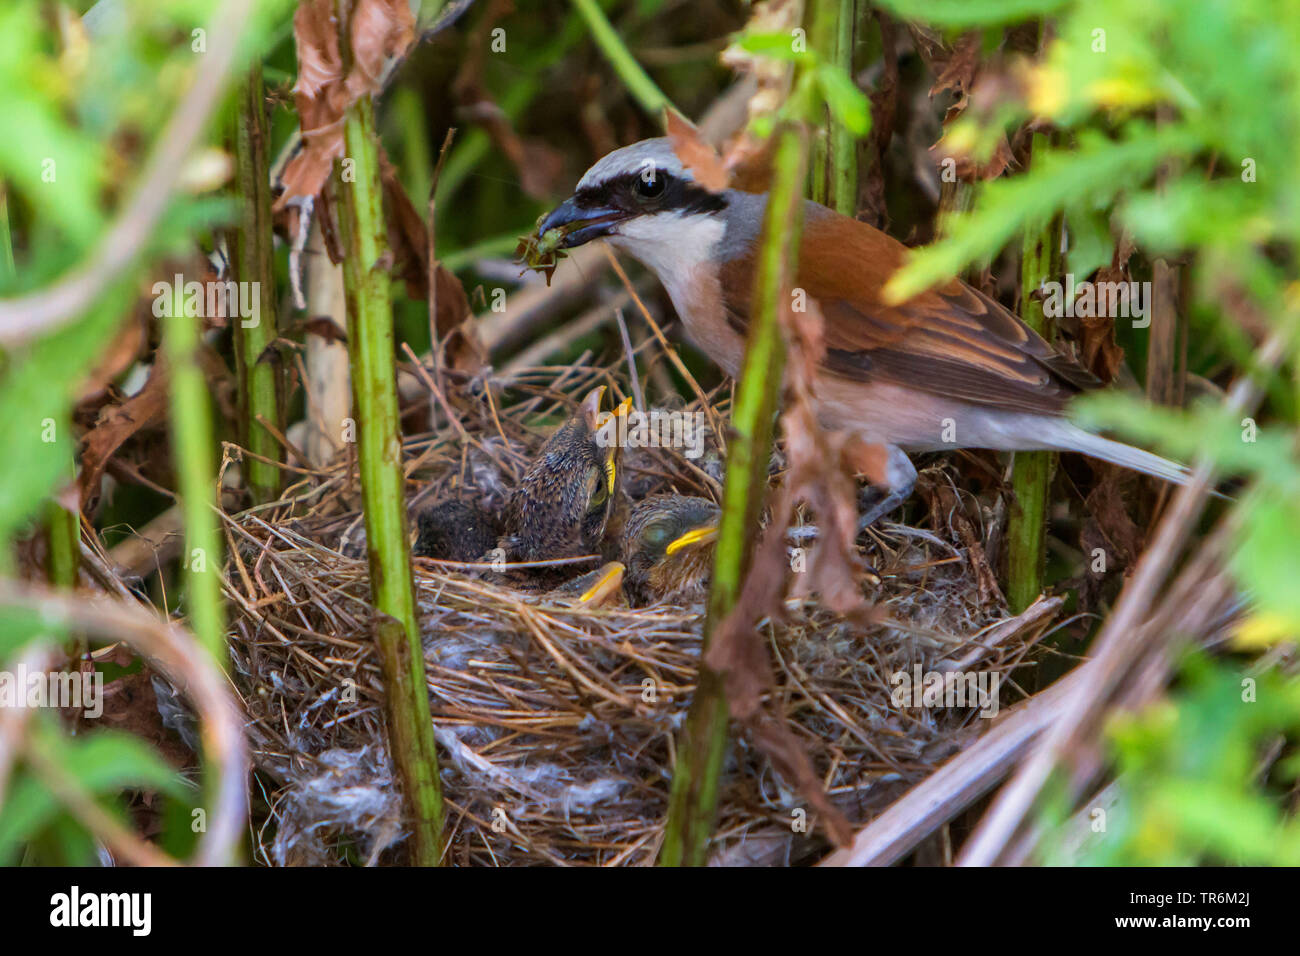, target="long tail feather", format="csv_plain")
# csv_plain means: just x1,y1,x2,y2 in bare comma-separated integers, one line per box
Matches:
1040,420,1203,488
